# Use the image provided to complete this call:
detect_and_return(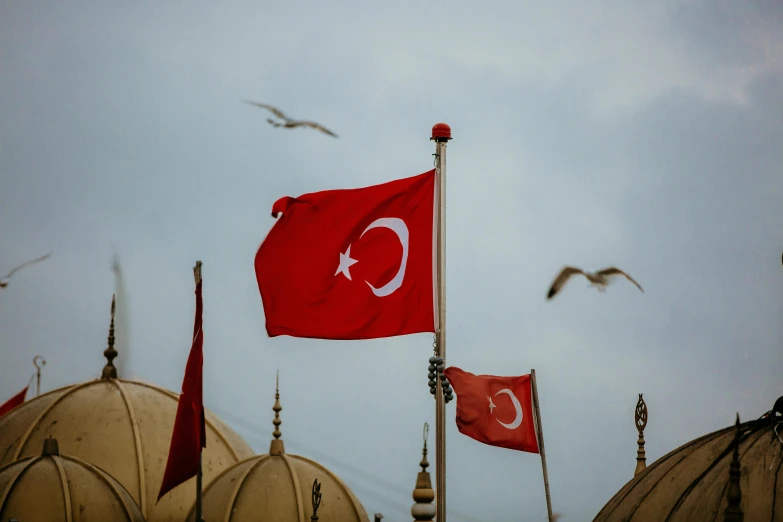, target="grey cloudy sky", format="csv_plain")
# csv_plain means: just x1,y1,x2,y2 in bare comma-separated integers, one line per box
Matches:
1,1,782,520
